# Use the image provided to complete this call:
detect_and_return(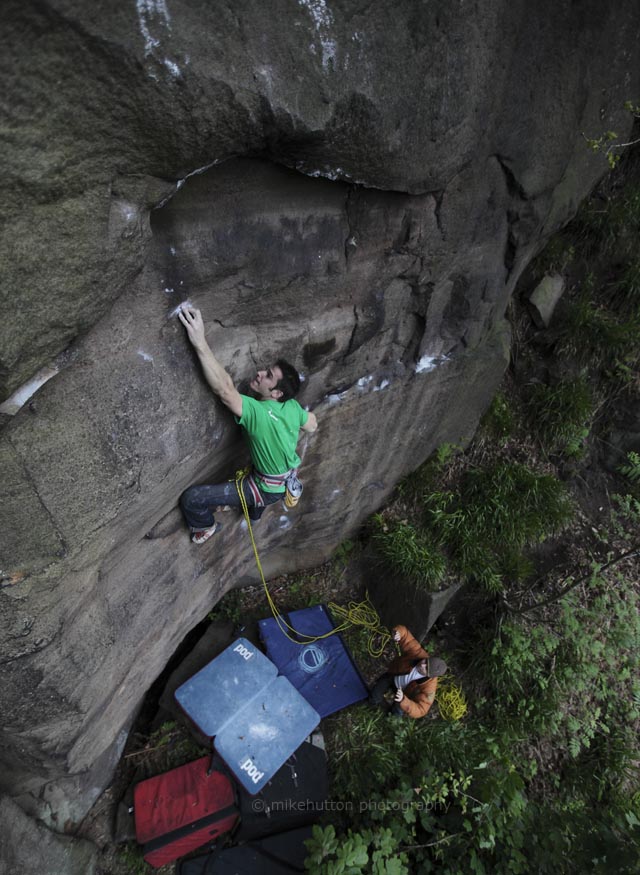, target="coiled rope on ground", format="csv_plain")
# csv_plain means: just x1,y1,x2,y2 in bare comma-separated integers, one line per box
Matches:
435,678,468,720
